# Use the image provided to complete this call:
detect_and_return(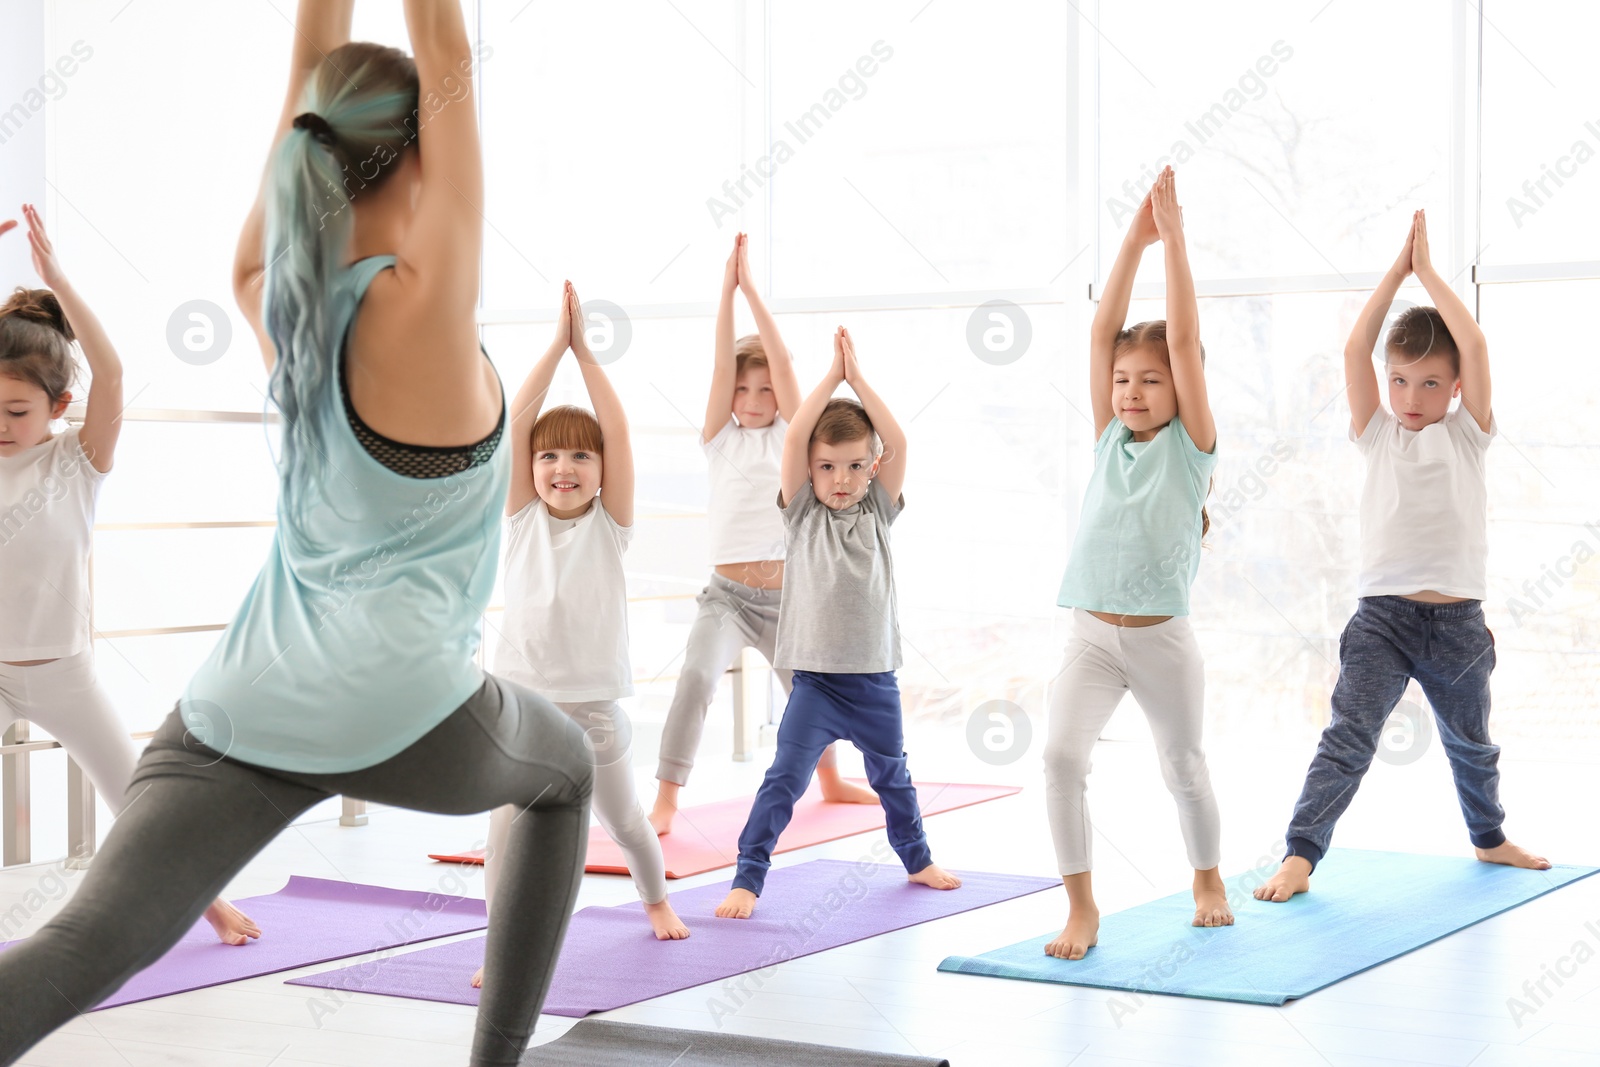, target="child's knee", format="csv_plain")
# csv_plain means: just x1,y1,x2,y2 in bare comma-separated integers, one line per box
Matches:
1042,740,1092,786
